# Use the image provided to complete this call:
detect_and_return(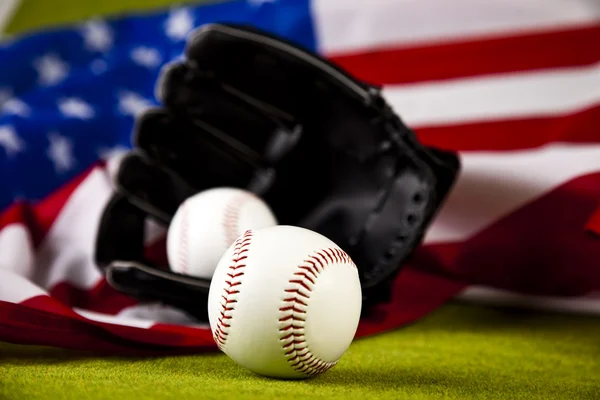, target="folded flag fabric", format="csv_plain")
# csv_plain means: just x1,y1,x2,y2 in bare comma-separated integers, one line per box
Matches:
0,0,599,354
